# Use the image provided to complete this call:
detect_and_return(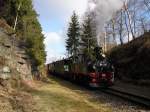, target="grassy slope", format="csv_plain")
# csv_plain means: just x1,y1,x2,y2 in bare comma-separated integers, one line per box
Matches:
29,76,112,112
108,32,150,81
